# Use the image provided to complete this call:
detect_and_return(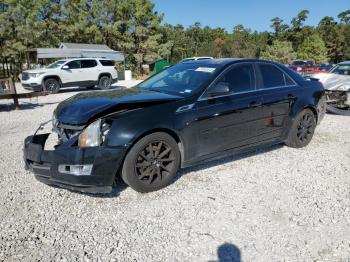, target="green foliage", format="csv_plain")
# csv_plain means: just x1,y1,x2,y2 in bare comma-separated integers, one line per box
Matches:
297,34,328,64
1,3,350,77
260,40,296,64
